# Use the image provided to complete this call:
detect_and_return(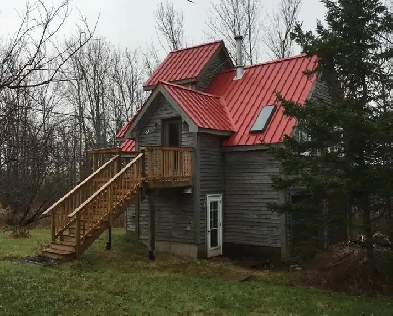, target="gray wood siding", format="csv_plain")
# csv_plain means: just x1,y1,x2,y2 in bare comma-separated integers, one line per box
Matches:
136,97,193,147
126,205,136,232
196,49,233,91
139,189,194,242
198,134,226,243
128,97,195,243
224,150,282,247
310,77,332,105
